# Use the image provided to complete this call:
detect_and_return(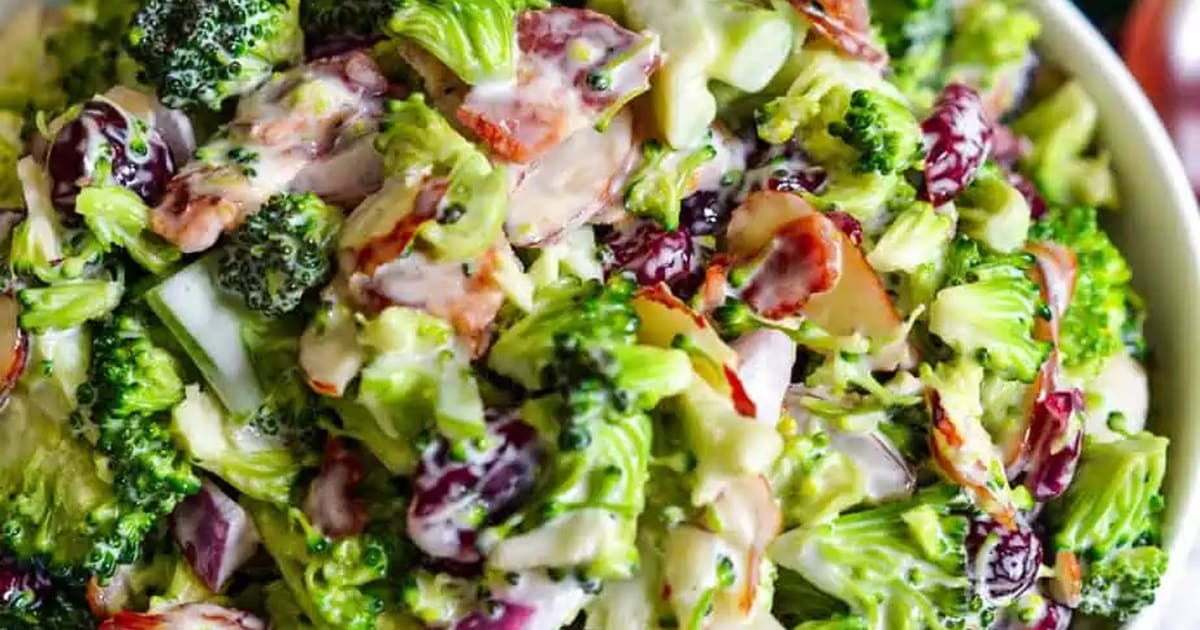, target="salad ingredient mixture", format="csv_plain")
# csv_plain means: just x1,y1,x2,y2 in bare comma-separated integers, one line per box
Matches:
0,0,1168,629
